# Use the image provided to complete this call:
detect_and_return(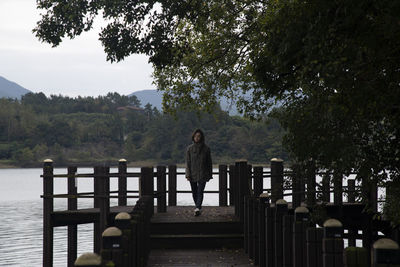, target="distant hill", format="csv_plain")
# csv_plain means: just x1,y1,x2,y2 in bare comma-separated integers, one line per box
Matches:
131,89,163,110
131,89,242,115
0,76,31,99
